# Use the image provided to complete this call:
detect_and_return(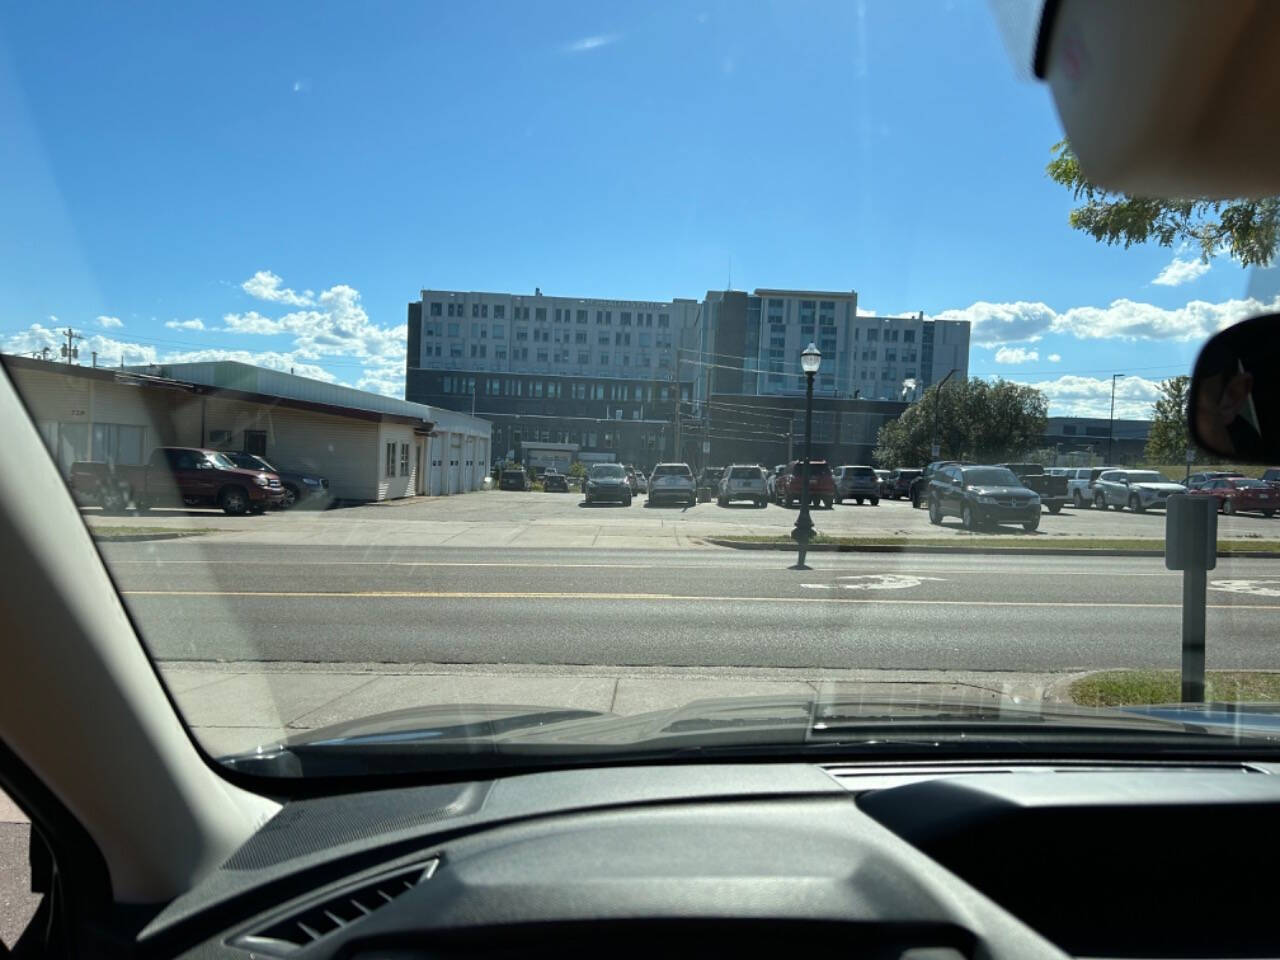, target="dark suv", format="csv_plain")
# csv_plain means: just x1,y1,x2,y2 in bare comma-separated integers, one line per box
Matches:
927,464,1041,532
499,468,530,491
